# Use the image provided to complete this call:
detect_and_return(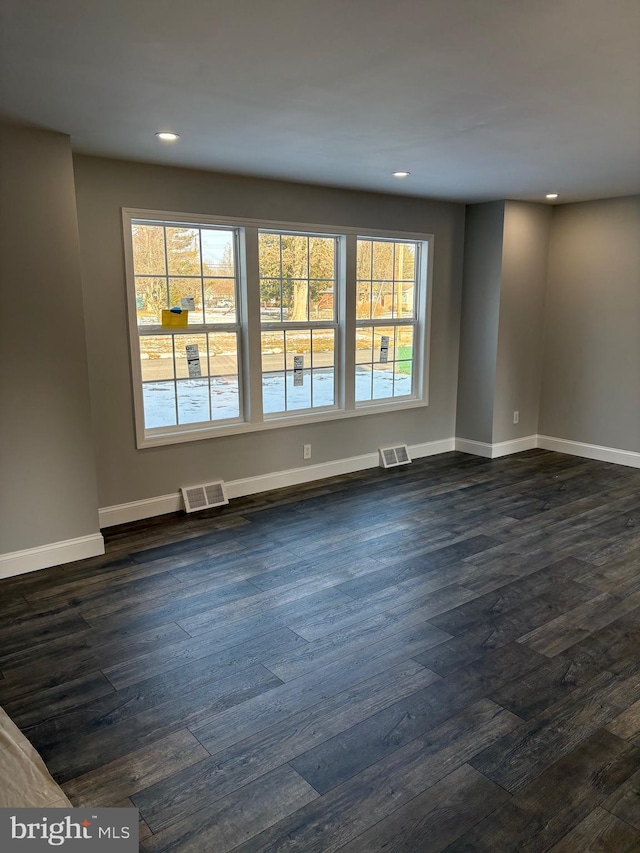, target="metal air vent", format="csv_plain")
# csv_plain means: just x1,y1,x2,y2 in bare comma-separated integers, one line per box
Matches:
181,480,229,513
379,445,412,468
